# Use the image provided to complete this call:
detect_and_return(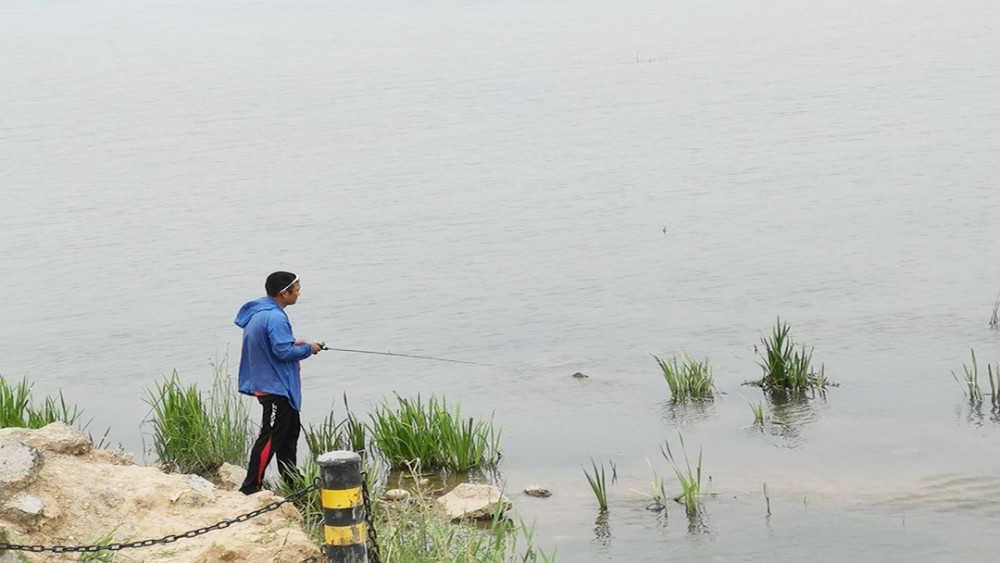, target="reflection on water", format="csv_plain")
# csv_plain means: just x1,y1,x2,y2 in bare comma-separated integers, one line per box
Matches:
743,389,825,448
591,511,612,552
661,398,716,429
955,399,1000,427
685,509,711,536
